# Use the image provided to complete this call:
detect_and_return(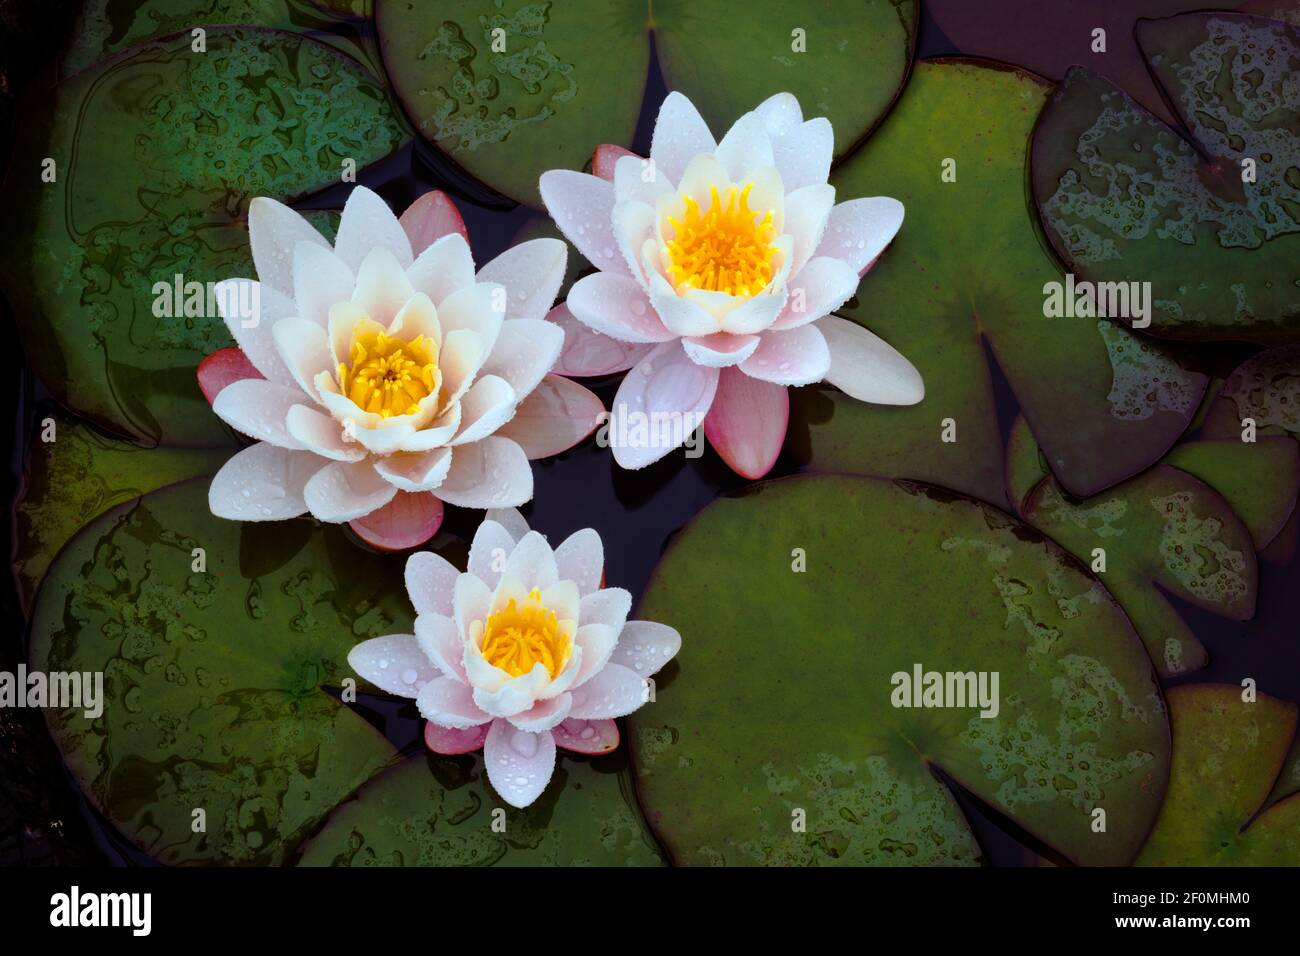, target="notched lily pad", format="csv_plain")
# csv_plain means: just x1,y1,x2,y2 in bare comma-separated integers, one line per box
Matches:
1,27,407,445
297,752,665,866
28,480,415,864
793,61,1206,501
1033,13,1300,343
1137,684,1300,865
629,475,1169,866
